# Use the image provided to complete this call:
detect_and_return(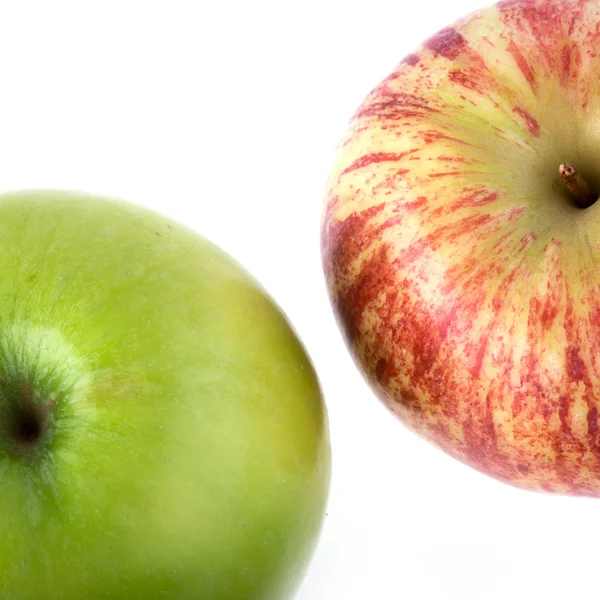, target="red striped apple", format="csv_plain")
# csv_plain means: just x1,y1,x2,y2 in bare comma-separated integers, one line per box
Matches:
322,0,600,496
